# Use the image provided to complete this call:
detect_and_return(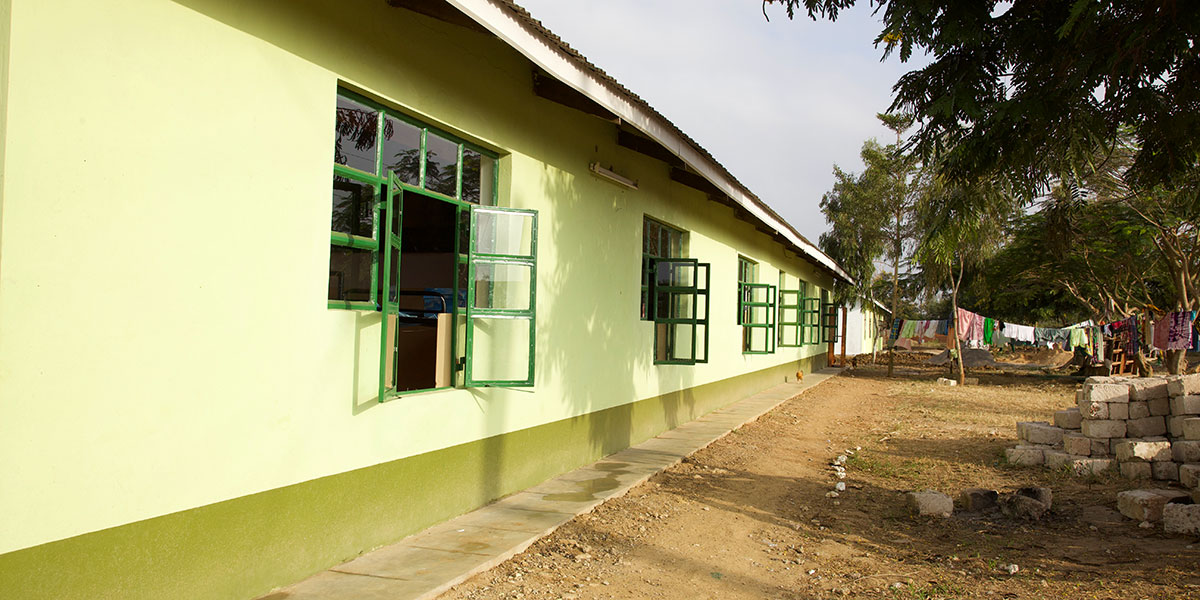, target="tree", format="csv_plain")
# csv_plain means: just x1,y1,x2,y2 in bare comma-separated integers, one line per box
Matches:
914,176,1013,384
765,0,1200,191
819,114,922,375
